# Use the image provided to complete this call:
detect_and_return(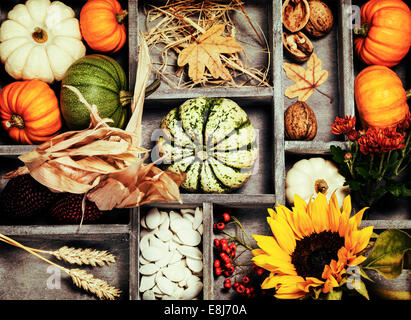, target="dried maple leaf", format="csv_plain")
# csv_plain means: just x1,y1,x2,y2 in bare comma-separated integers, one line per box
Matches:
283,53,332,103
177,24,244,83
